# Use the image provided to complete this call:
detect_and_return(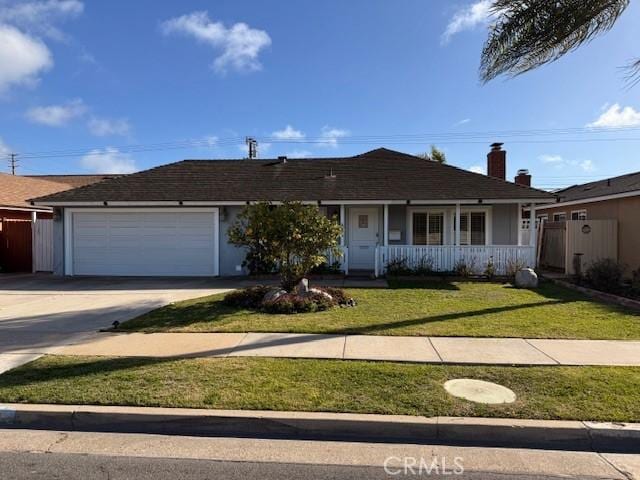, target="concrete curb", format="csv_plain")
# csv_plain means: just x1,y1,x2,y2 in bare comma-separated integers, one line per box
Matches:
1,404,638,452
